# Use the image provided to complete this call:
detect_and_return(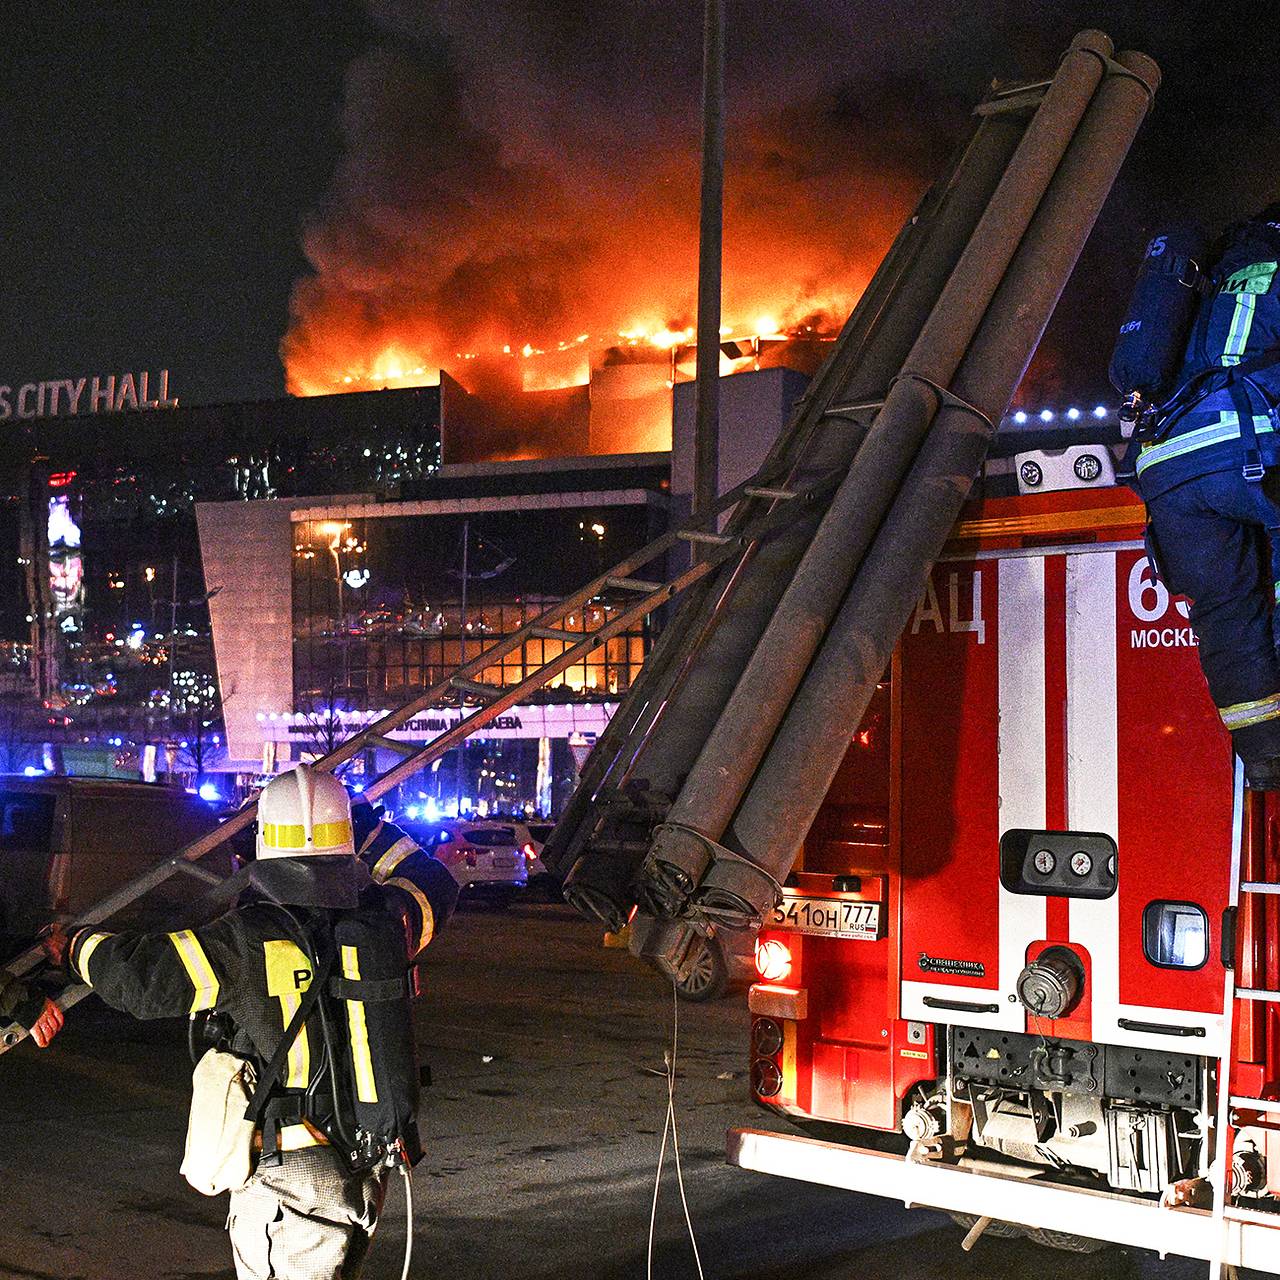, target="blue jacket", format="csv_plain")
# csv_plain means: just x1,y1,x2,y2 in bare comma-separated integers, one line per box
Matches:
1133,217,1280,499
